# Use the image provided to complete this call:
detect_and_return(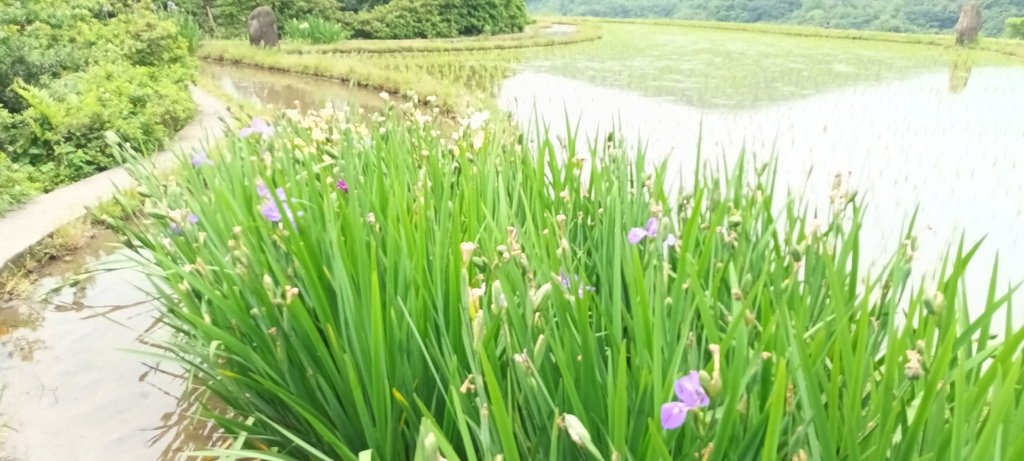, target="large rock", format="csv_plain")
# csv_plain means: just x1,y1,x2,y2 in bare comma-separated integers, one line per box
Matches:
955,2,982,46
248,6,279,48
